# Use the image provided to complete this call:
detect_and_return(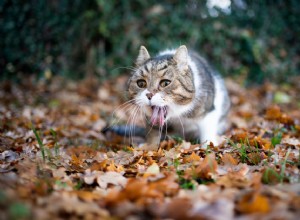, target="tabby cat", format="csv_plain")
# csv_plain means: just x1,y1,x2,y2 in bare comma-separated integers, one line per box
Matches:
127,45,230,148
